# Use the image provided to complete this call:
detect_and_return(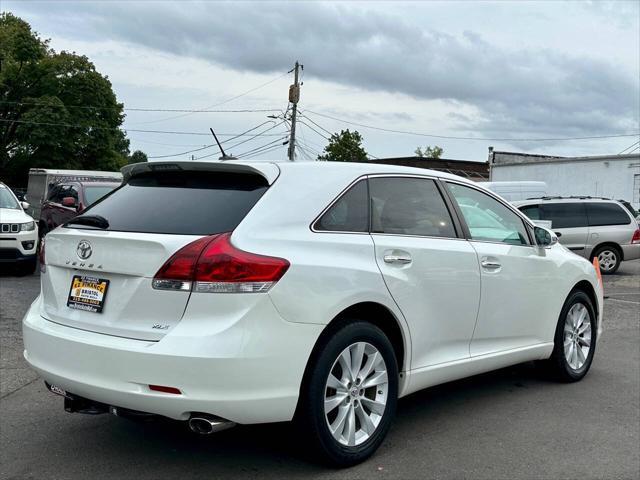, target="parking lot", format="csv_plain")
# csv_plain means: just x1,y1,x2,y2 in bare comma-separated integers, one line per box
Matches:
1,262,638,479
